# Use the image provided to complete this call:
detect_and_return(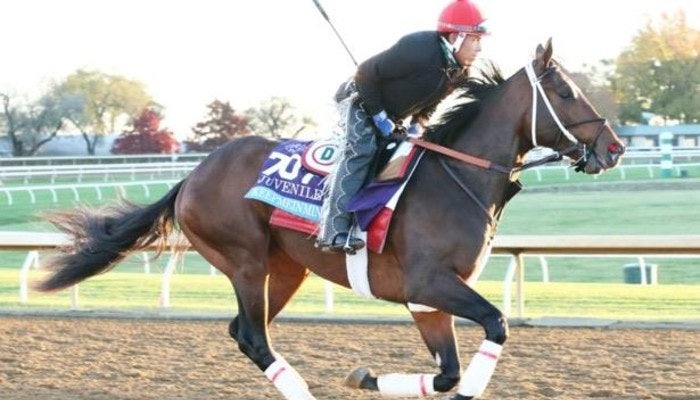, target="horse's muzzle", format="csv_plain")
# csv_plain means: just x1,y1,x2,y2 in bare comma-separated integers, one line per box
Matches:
574,139,625,174
607,142,625,164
